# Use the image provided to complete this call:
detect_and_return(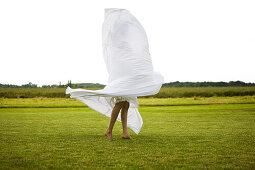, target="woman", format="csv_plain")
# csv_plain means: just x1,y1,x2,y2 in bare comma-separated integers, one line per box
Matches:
66,8,164,140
